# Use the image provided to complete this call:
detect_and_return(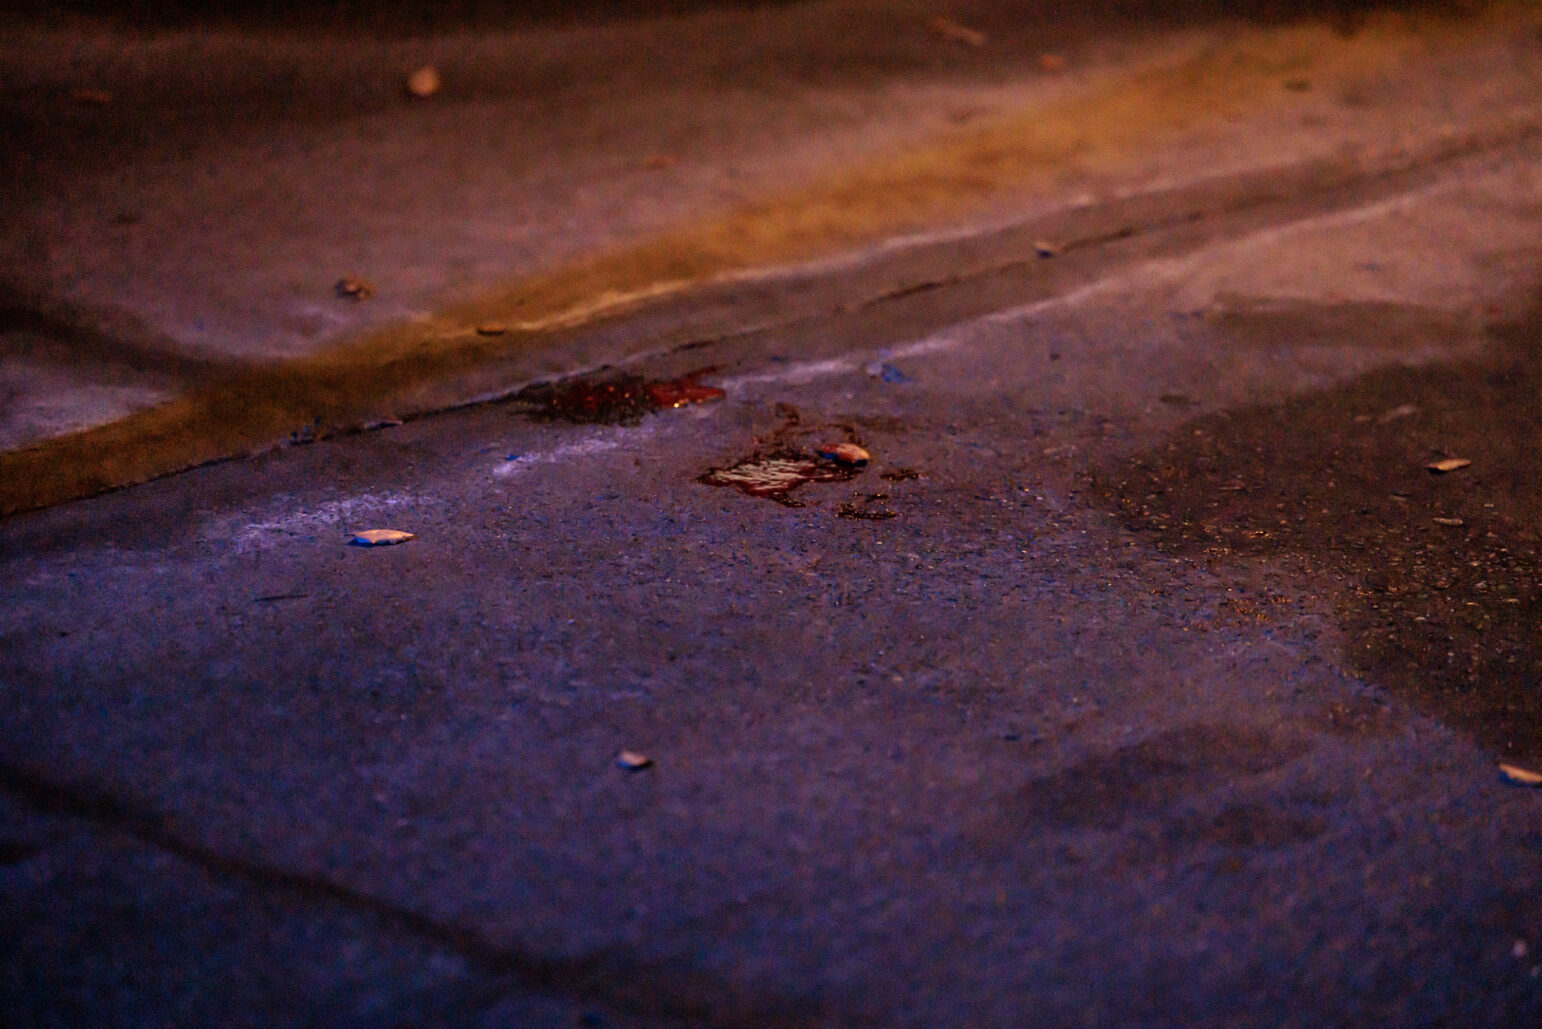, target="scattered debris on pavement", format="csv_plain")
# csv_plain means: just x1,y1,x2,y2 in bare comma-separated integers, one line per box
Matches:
700,455,856,505
700,408,872,506
1427,457,1471,473
406,65,441,99
617,750,653,771
1432,516,1465,527
351,529,415,546
335,277,374,301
